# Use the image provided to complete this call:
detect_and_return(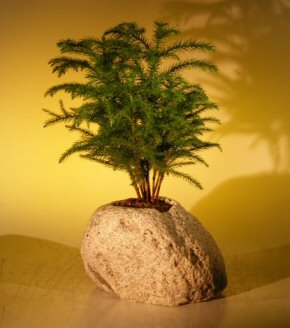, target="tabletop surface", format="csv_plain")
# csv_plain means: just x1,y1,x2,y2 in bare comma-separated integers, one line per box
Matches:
0,234,289,328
